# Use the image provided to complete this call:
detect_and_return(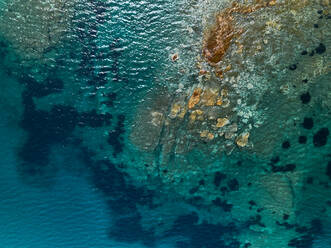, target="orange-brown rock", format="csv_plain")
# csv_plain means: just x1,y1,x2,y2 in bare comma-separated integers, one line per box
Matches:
216,97,223,106
195,109,203,115
215,70,224,78
203,1,276,65
224,65,232,72
201,88,219,106
269,0,277,6
236,132,250,147
200,130,208,138
207,133,215,140
189,112,197,122
178,106,187,119
221,88,228,97
190,109,204,122
199,69,208,75
171,53,179,61
200,130,214,140
169,103,181,118
203,8,235,64
216,118,230,128
188,88,203,109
